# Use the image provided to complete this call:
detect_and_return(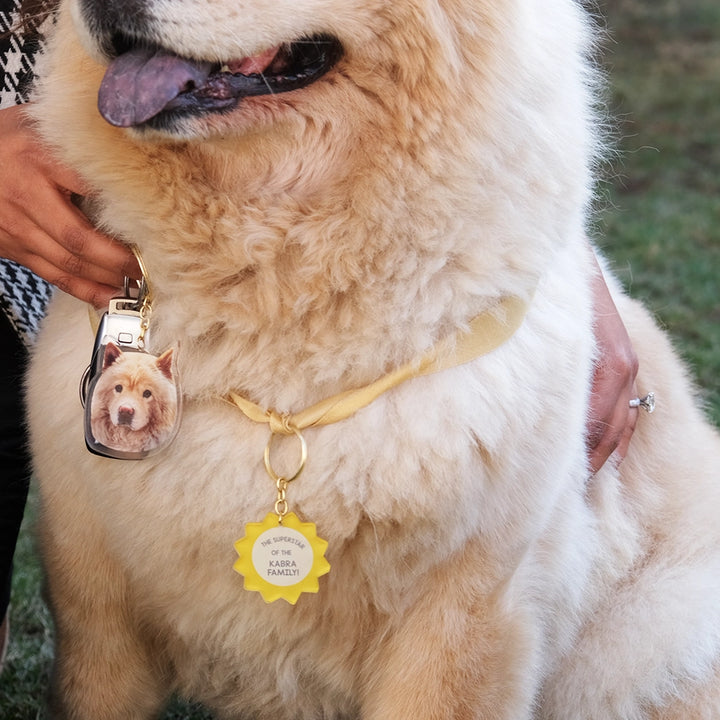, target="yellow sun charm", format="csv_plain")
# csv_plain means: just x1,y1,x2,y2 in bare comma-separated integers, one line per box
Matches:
233,512,331,604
